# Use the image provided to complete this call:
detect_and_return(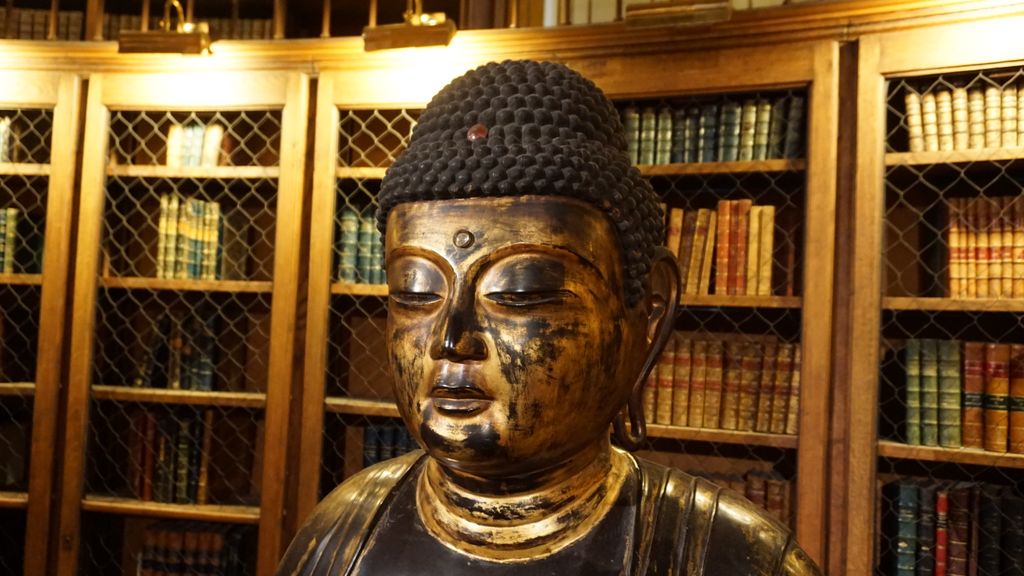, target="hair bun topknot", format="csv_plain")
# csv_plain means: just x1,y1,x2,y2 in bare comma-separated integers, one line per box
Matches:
377,59,664,305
